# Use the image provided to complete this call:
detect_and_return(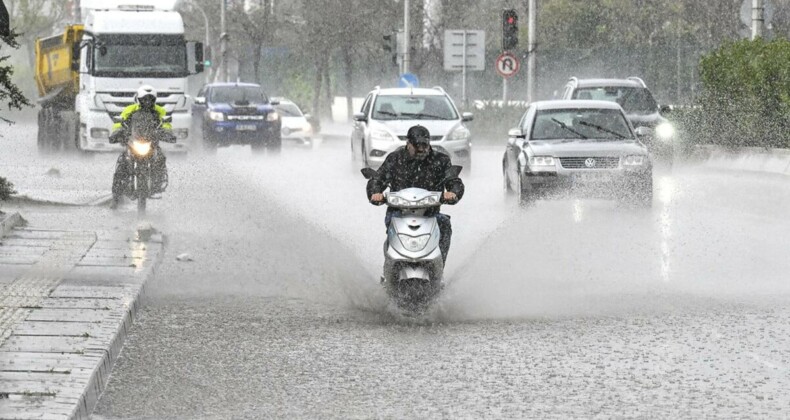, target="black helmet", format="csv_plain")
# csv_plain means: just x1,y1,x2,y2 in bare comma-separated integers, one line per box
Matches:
406,125,431,144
